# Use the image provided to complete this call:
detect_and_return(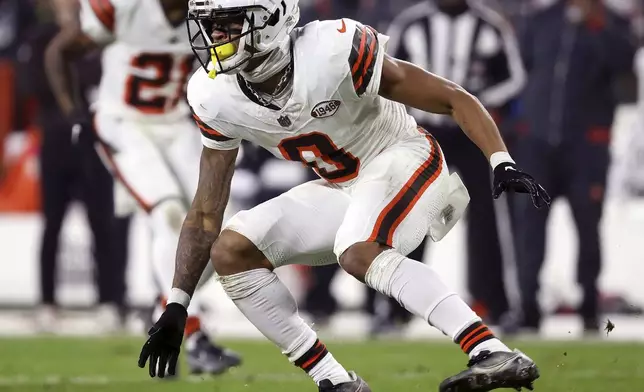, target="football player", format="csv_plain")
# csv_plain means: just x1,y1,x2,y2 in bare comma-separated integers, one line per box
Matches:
44,0,241,376
139,0,550,391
